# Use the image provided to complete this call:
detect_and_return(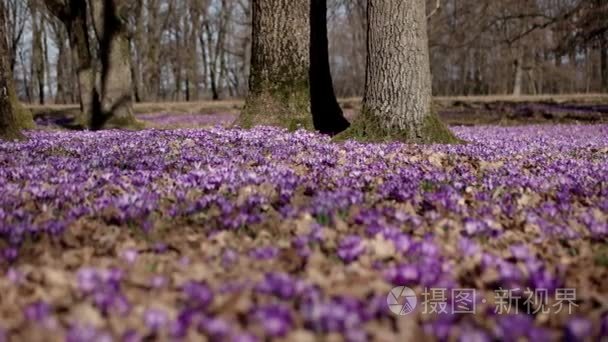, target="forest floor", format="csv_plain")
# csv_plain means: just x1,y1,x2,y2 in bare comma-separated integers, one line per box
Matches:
1,97,607,341
27,93,608,129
